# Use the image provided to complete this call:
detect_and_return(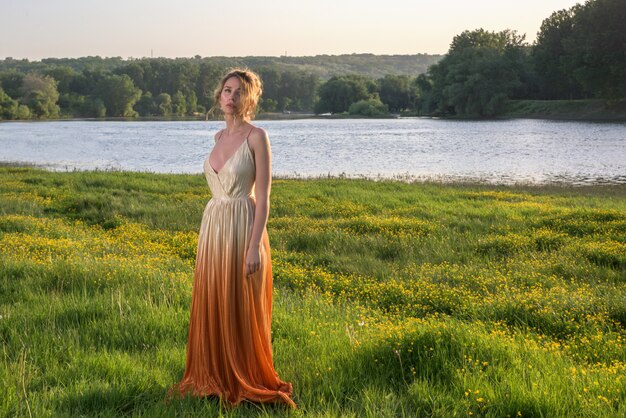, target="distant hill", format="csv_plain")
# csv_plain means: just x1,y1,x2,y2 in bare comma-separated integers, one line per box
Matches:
0,53,443,79
204,53,443,78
